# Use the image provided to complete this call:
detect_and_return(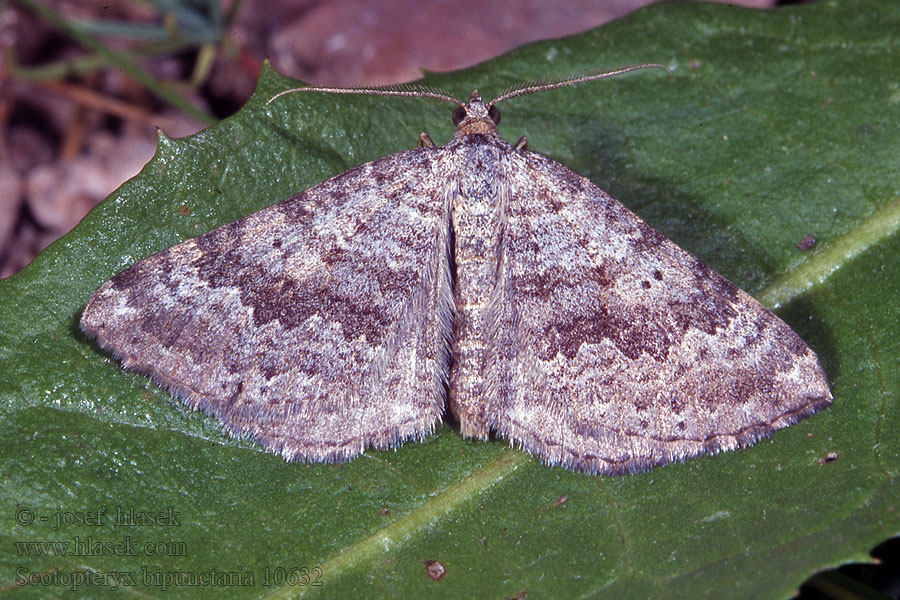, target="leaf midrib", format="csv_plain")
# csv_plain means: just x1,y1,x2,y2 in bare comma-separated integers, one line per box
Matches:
758,196,900,308
267,450,529,598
